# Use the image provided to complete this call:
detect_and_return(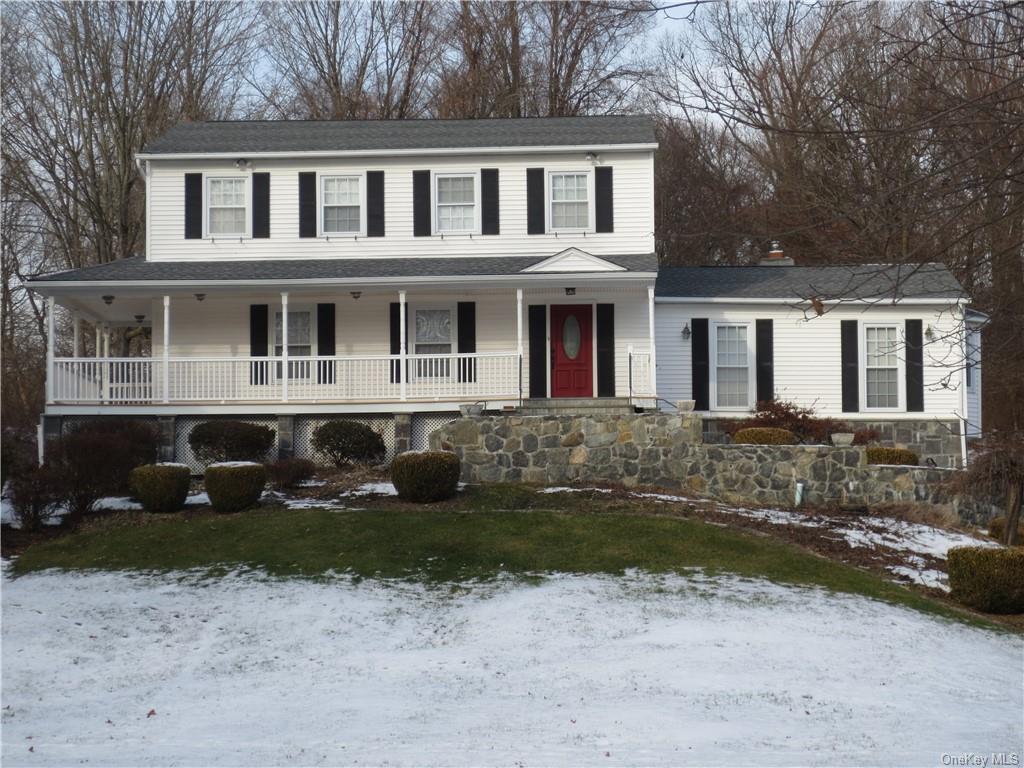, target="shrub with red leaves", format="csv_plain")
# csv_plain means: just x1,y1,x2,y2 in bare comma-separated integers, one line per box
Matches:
725,400,848,445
